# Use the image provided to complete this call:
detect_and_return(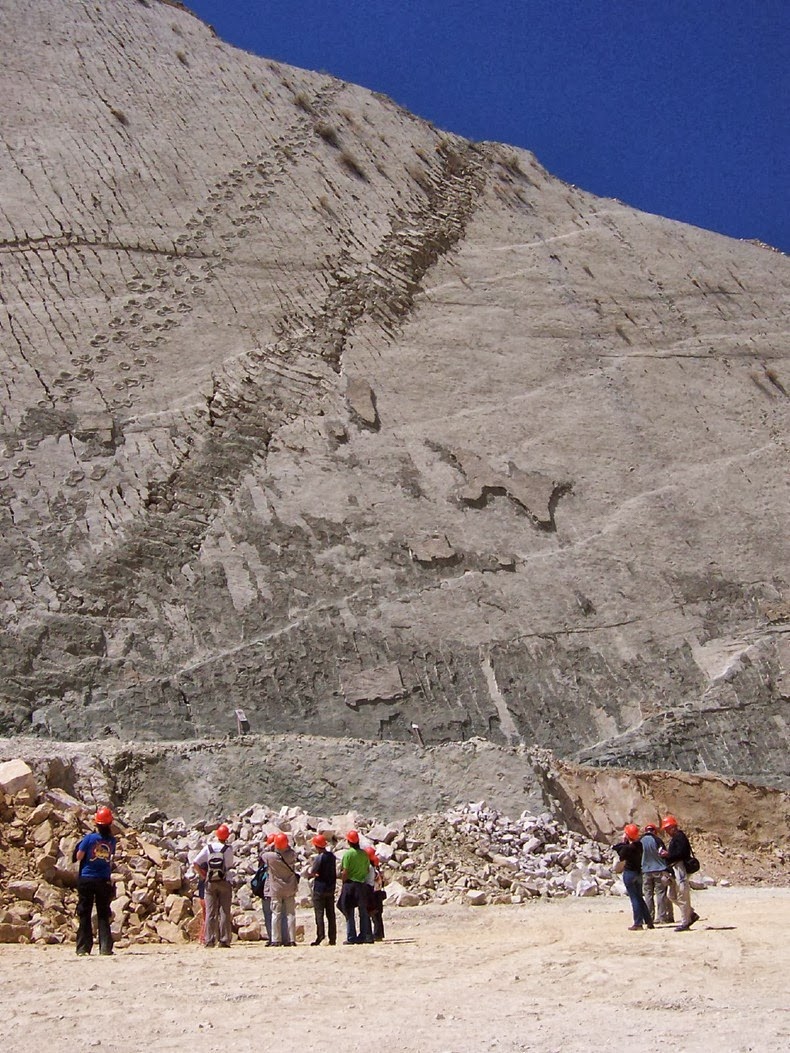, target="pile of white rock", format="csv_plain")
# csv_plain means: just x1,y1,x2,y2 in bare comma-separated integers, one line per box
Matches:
415,802,622,904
